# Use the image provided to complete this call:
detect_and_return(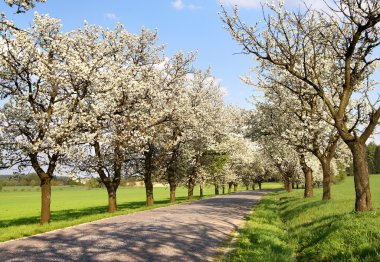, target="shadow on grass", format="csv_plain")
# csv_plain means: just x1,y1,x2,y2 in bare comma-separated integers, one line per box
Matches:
0,196,193,228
